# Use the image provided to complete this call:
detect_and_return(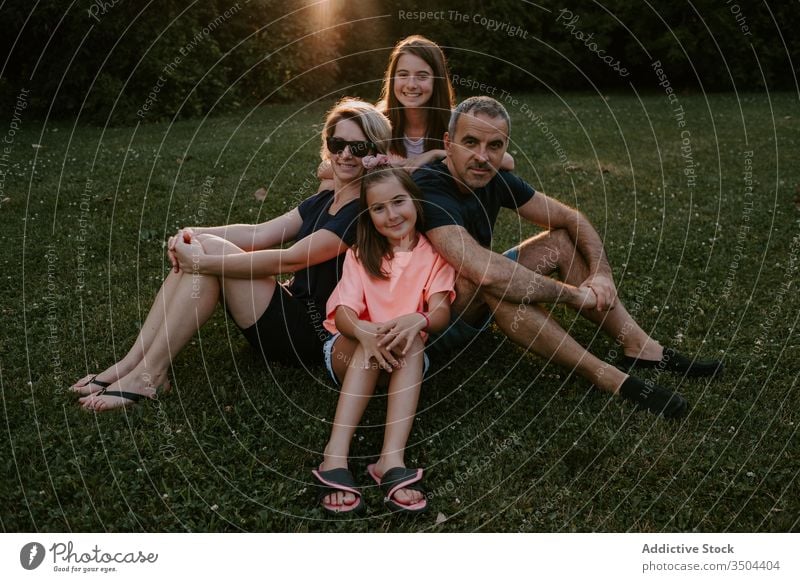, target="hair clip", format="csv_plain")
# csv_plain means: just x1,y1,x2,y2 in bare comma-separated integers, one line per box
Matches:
361,154,391,170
